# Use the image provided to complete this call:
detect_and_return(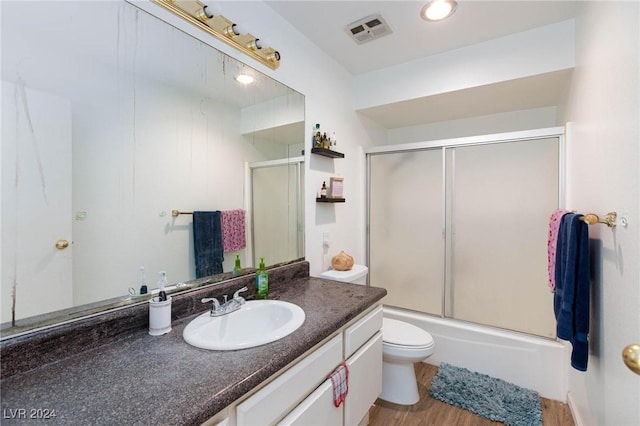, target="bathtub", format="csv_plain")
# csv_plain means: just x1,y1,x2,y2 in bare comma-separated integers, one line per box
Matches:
384,306,570,402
